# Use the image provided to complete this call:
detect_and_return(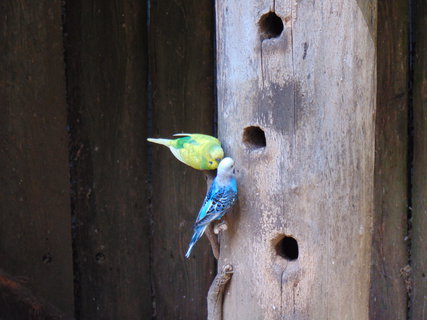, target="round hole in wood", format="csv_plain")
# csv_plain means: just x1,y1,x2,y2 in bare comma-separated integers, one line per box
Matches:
243,126,266,150
275,236,298,260
259,12,284,39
